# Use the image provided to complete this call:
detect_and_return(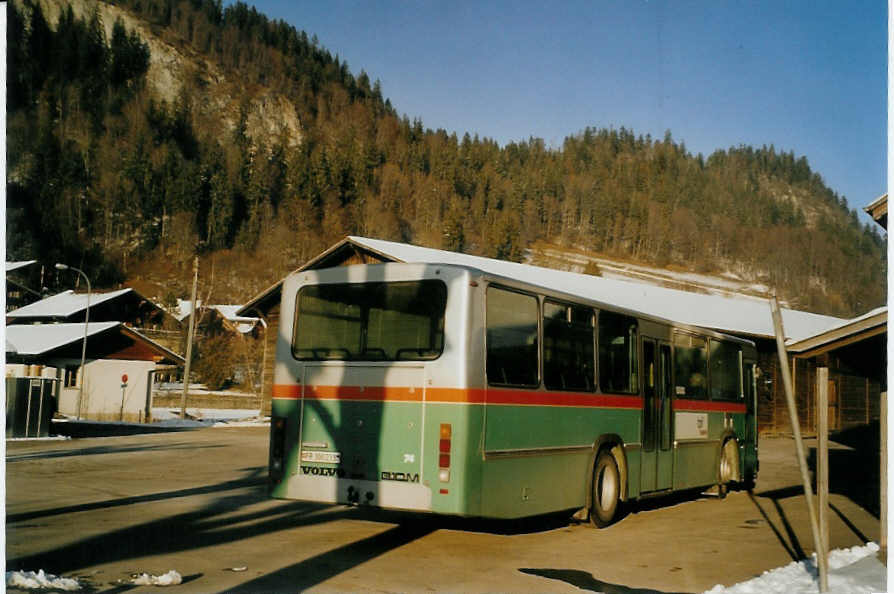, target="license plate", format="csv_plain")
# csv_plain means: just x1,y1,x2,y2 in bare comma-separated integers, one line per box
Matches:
301,450,341,464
